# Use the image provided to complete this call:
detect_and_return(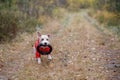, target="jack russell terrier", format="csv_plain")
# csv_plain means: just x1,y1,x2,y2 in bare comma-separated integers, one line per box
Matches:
33,32,52,64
